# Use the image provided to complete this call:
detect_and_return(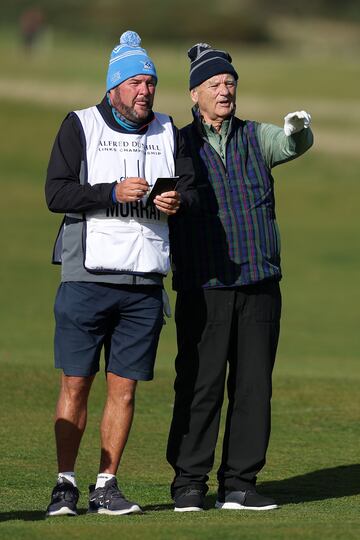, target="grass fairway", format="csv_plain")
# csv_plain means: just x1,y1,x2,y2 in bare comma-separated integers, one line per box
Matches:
0,29,359,539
